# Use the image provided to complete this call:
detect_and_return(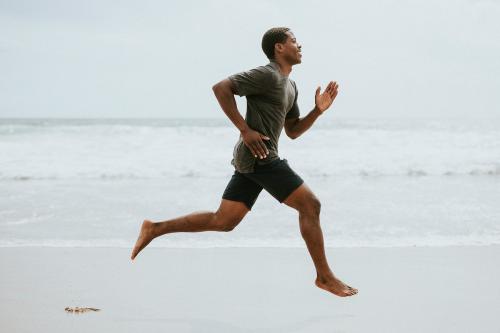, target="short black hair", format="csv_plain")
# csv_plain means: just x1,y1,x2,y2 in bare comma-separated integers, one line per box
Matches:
261,27,291,60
